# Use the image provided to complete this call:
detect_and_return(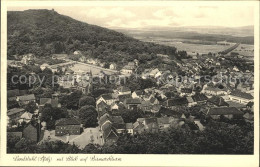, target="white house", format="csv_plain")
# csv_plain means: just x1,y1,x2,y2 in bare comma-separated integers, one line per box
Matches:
96,94,117,106
132,90,143,99
149,68,160,78
109,63,117,70
111,103,119,110
74,50,82,55
118,86,131,95
19,112,33,124
40,63,50,71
